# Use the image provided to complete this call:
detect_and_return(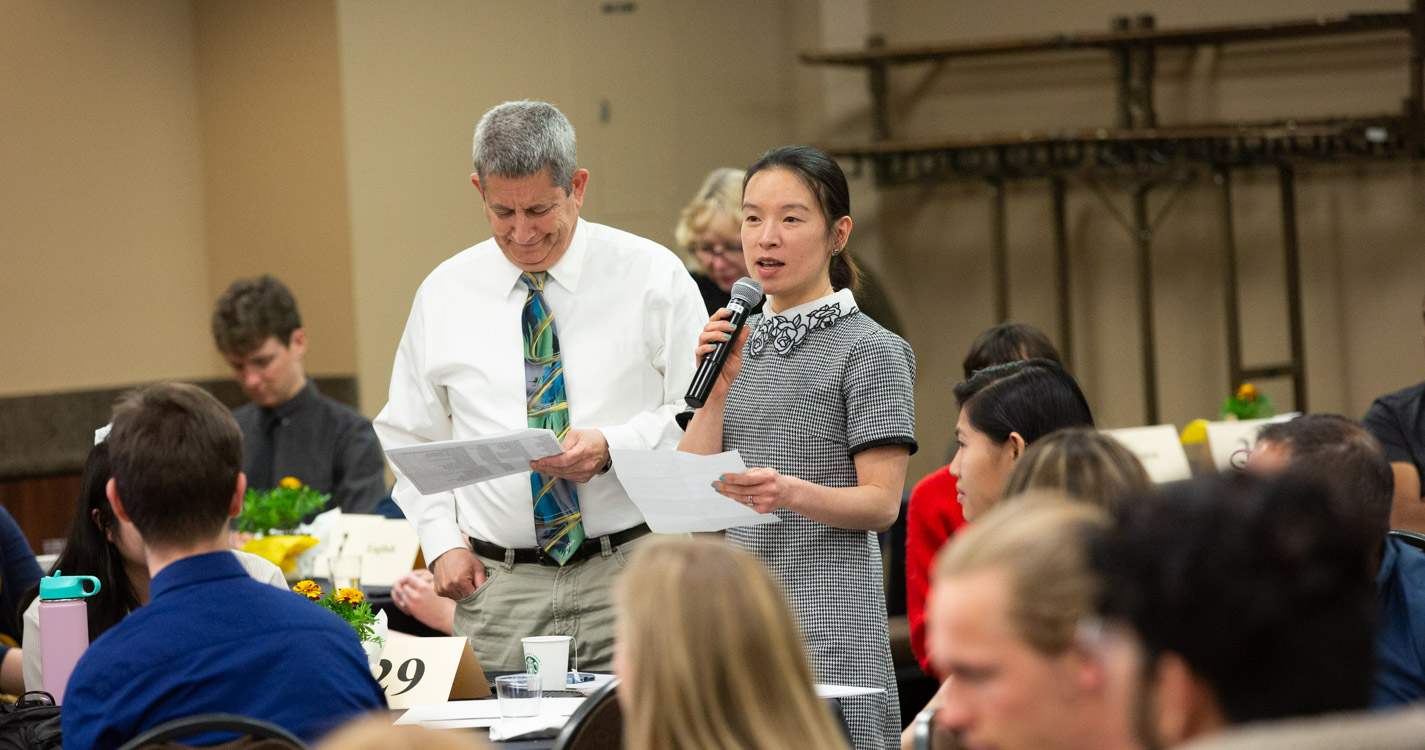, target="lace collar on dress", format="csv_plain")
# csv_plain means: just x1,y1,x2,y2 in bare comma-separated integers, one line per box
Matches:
746,288,859,357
